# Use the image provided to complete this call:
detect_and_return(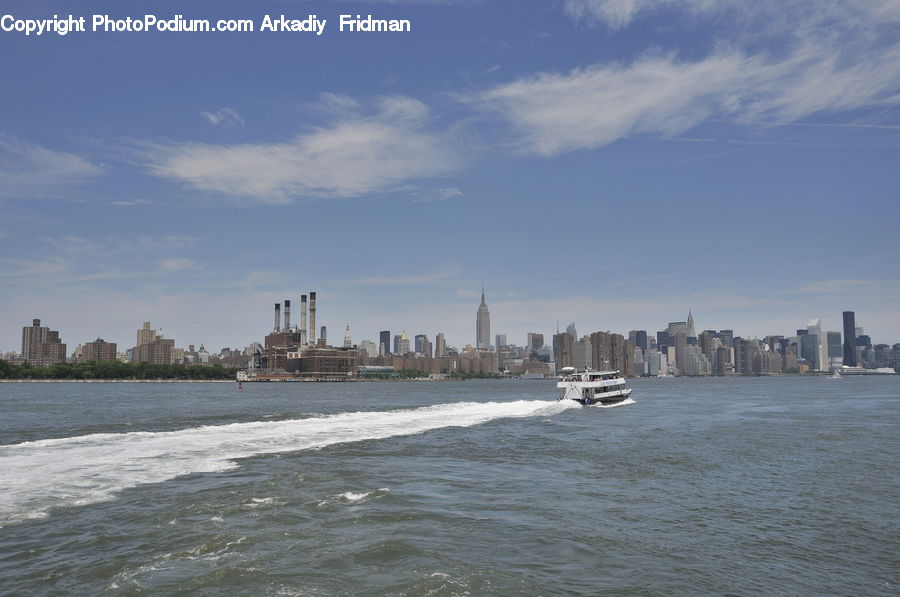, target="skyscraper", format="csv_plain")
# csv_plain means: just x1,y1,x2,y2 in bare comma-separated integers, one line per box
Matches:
21,318,48,362
435,333,446,358
136,321,156,347
842,311,857,366
379,330,391,356
495,334,507,350
526,333,544,355
397,331,410,355
476,286,490,350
